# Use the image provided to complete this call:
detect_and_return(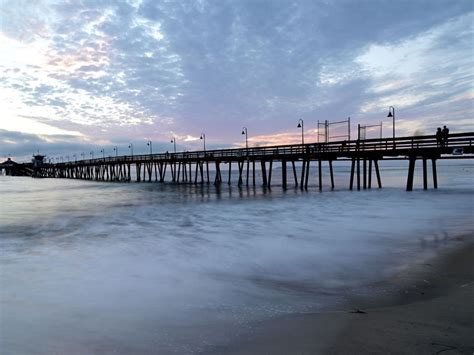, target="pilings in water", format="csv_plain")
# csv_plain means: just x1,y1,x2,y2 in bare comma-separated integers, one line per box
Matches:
406,155,438,191
42,157,361,191
34,153,448,194
349,157,382,190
